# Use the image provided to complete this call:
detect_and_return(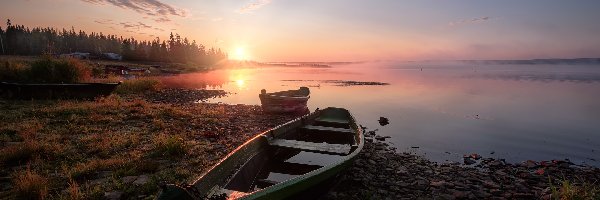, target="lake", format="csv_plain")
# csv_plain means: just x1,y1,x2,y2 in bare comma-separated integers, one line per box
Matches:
159,61,600,166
